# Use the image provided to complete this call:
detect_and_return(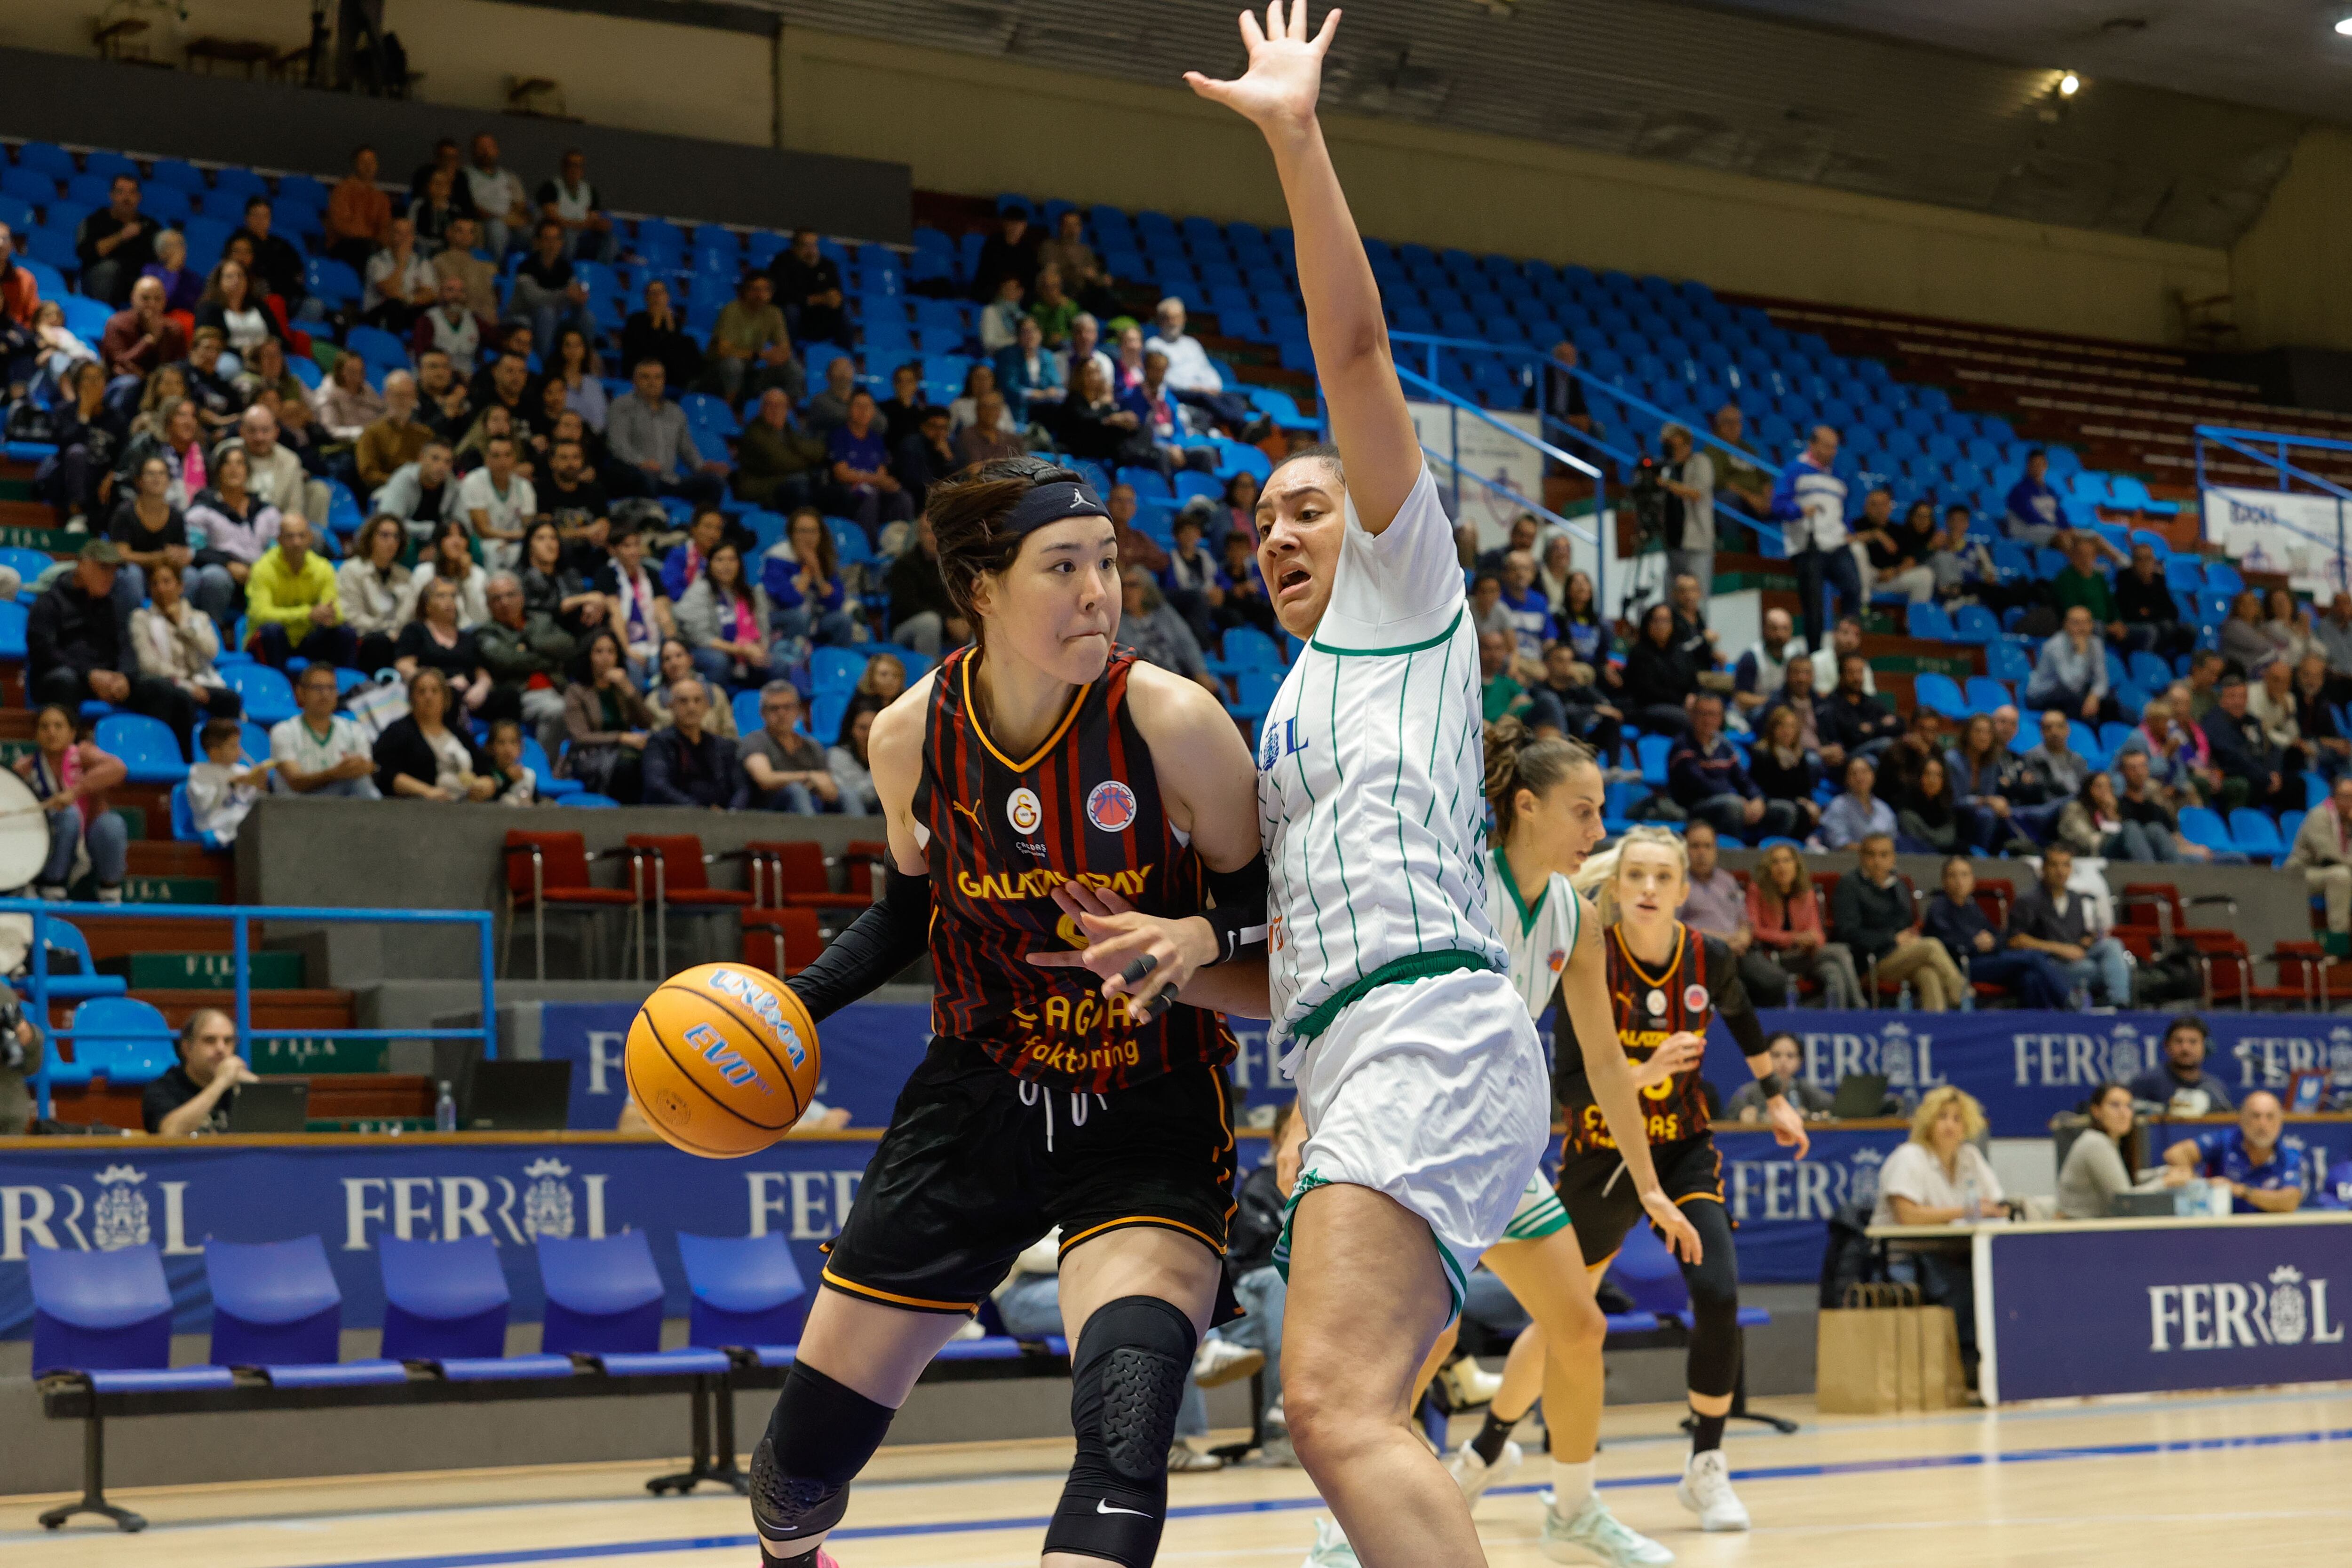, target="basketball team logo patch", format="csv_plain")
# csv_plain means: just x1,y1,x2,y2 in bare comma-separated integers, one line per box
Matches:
1086,780,1137,832
1547,948,1567,974
1684,983,1710,1012
1007,787,1042,834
